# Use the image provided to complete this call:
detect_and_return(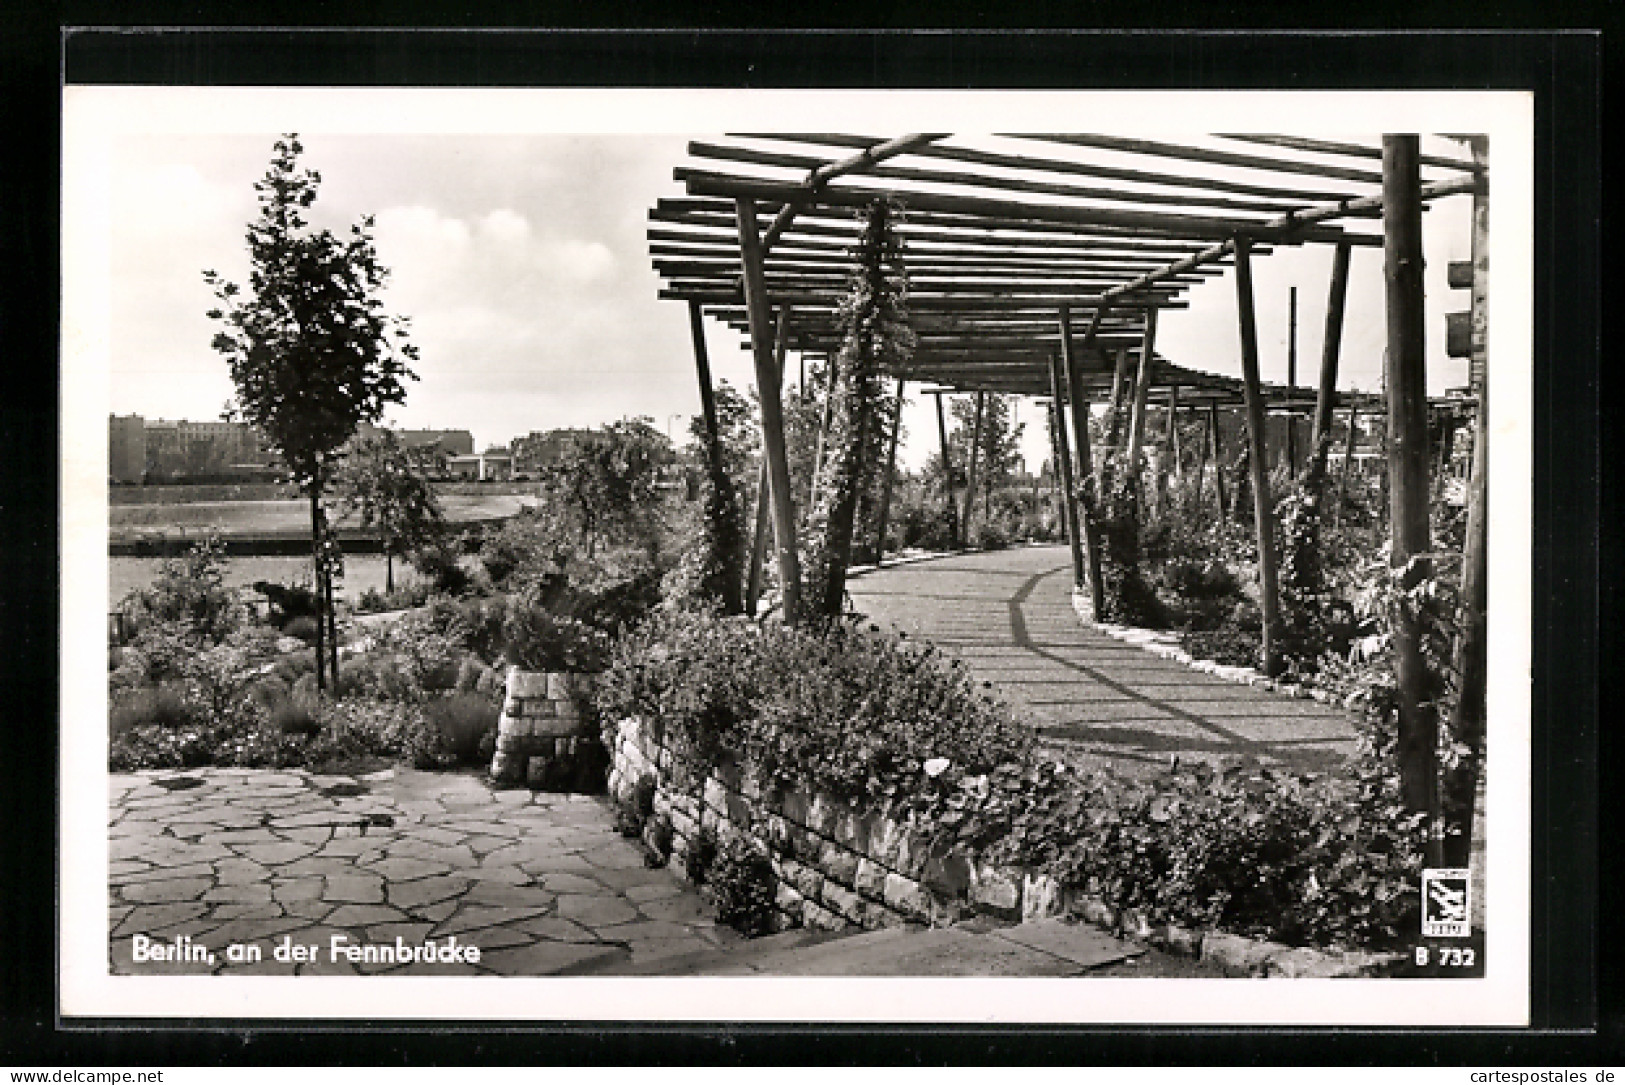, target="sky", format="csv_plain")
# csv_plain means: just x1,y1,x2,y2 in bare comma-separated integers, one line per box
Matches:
93,101,1481,474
